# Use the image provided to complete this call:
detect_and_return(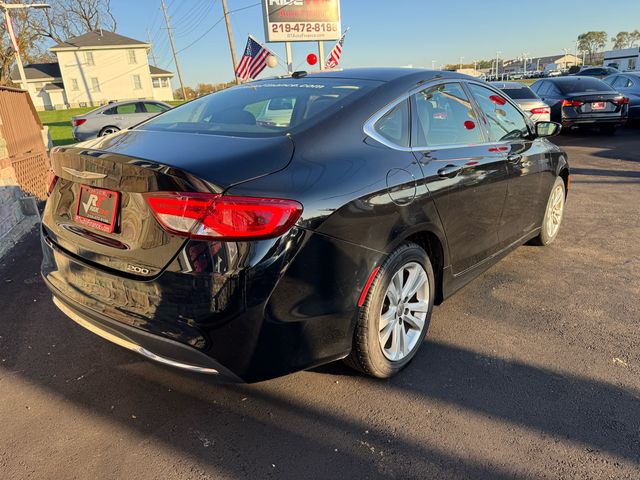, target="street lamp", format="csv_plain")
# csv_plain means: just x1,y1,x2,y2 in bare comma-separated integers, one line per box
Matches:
431,60,436,70
459,56,464,70
495,51,502,78
0,2,50,91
